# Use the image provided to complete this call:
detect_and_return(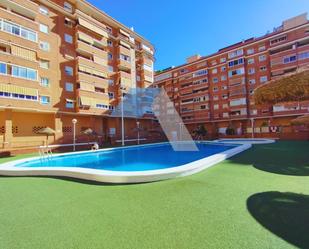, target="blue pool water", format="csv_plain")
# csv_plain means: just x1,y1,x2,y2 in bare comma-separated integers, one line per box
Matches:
16,143,238,172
